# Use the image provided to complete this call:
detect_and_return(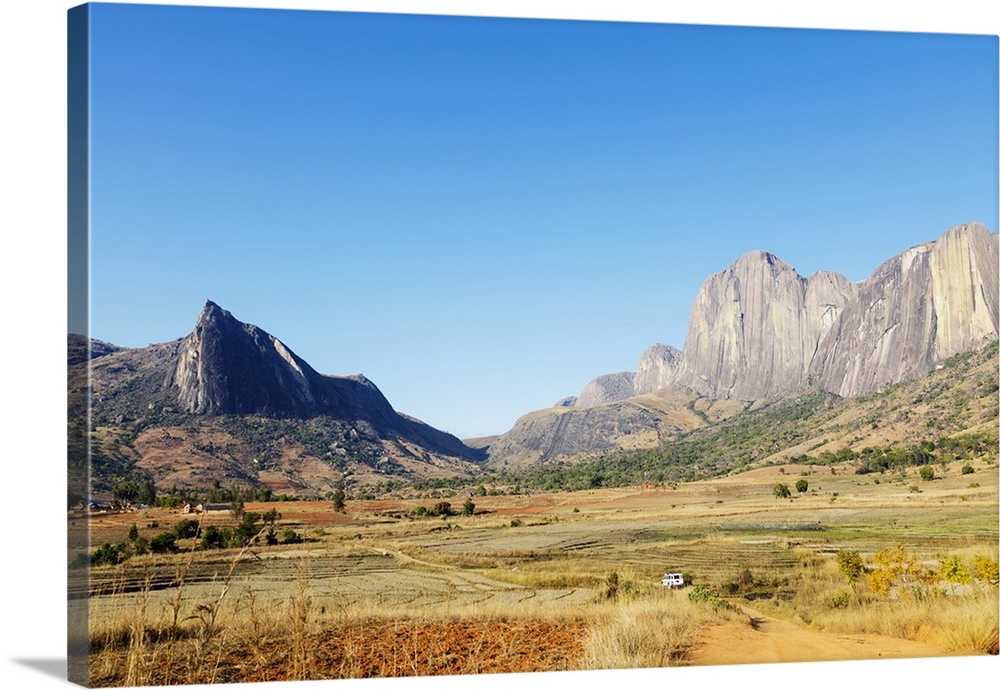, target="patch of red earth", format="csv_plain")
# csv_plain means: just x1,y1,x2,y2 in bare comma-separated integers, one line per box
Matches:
90,618,590,686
